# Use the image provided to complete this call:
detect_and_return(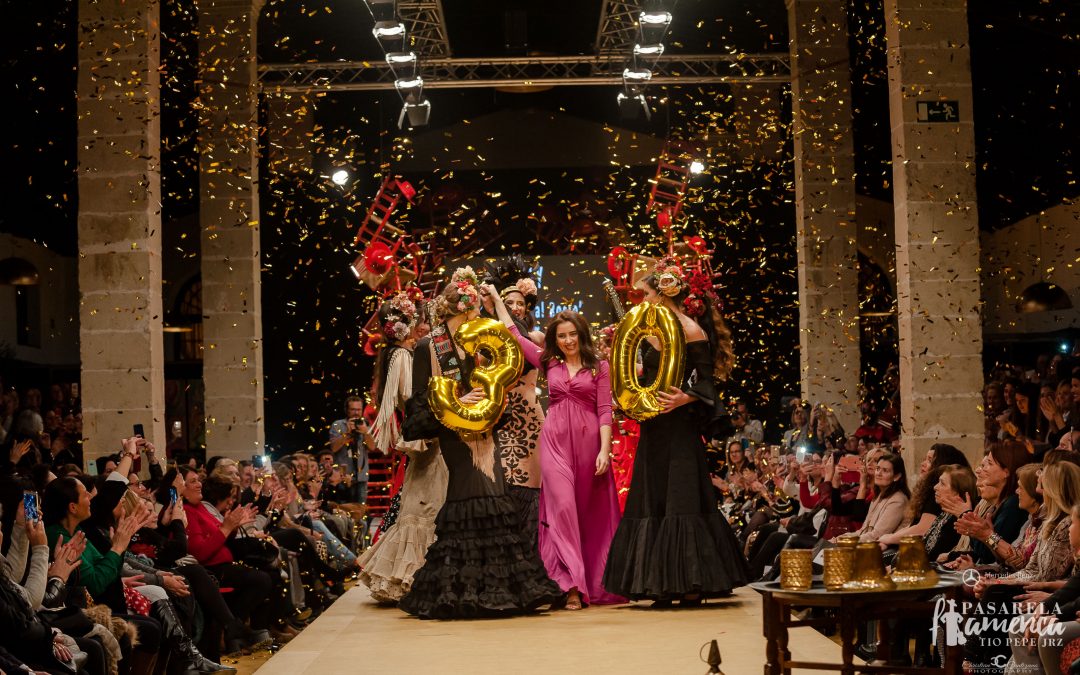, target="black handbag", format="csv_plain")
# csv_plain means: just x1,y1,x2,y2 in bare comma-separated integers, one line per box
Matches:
226,537,279,570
